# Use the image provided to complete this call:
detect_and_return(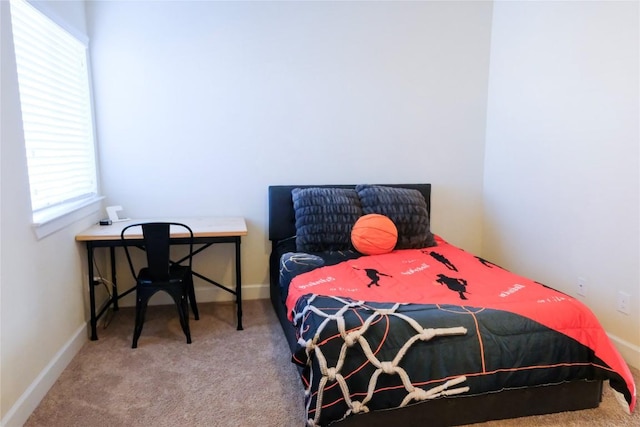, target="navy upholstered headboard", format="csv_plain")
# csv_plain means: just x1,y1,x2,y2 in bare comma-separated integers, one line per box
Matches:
267,184,431,242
